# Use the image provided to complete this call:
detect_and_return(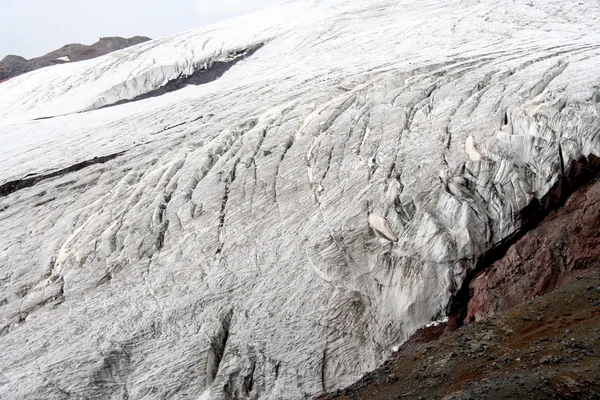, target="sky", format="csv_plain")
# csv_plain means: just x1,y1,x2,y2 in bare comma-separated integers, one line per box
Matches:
0,0,280,59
